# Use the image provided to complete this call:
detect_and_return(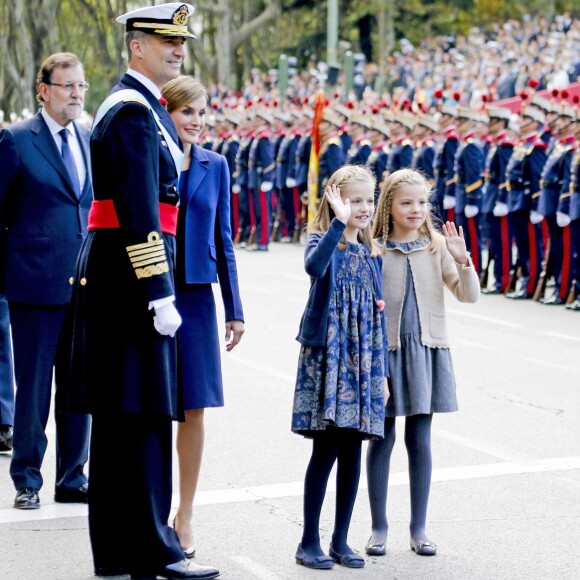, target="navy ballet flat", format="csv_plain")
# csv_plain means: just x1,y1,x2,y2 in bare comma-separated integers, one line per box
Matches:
329,544,365,568
295,544,334,570
410,537,437,556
